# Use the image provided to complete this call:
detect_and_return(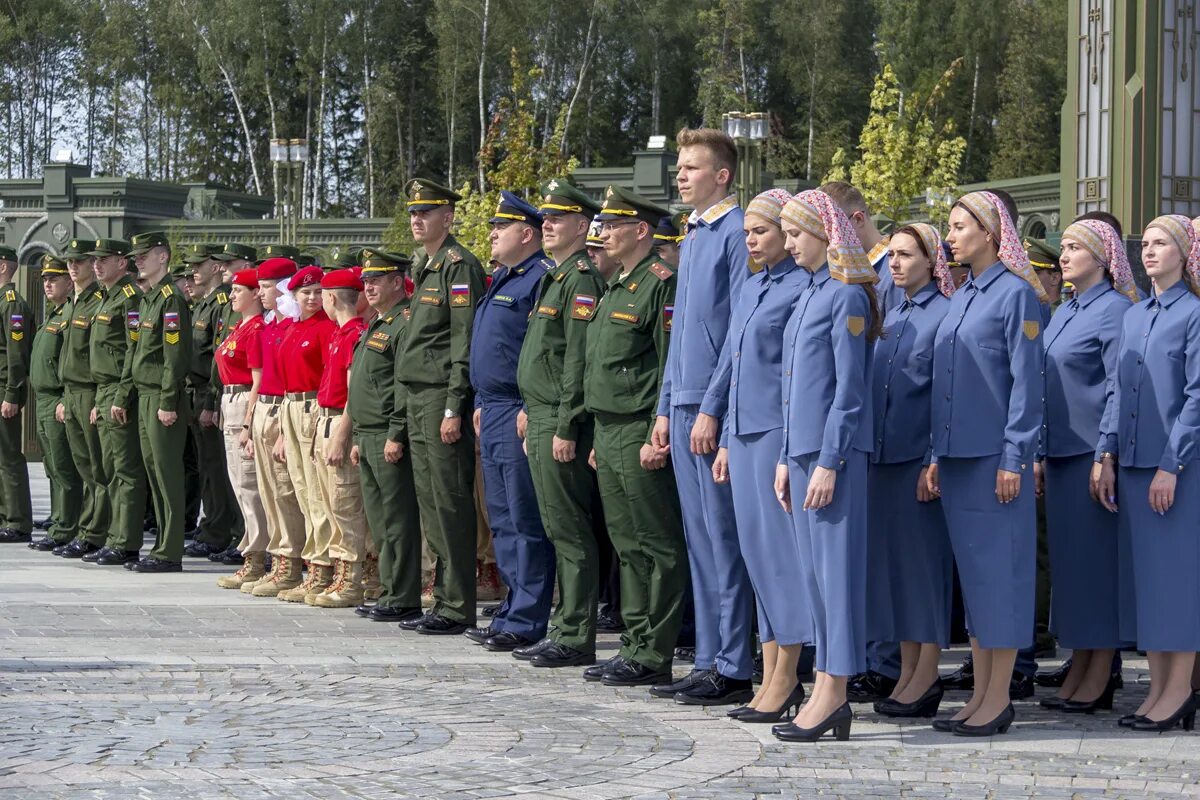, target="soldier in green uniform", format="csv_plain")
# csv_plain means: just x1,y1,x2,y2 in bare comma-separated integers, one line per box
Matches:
394,178,486,635
581,186,686,687
166,261,202,538
181,243,243,557
56,239,109,557
28,256,82,549
348,249,423,623
124,231,193,572
0,247,34,542
327,246,364,272
87,239,148,565
509,179,607,666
